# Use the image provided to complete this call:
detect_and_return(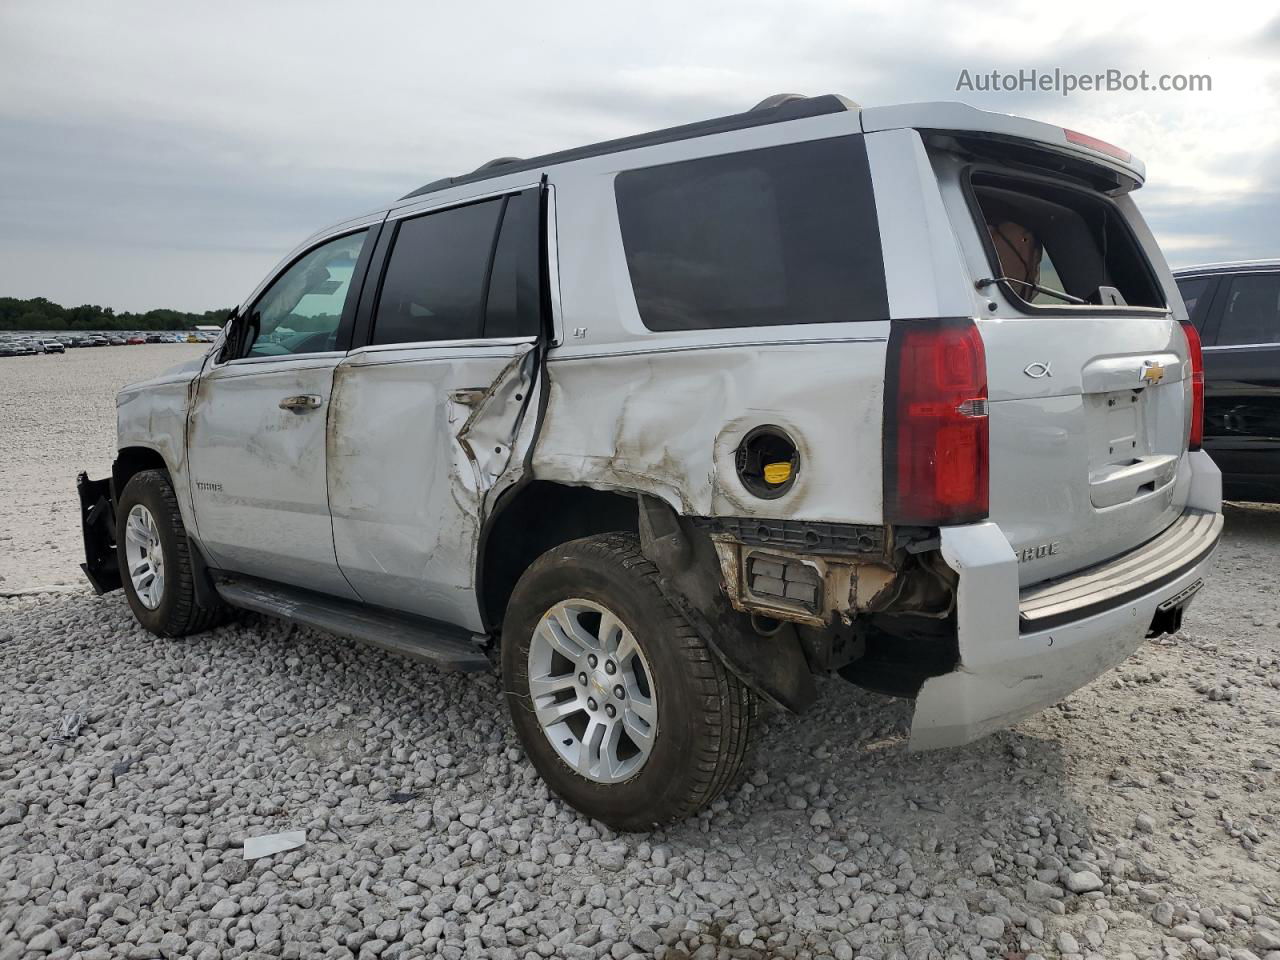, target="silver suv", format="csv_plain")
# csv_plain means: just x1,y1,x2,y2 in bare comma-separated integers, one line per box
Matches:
78,94,1223,829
